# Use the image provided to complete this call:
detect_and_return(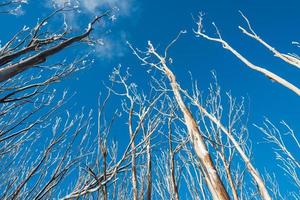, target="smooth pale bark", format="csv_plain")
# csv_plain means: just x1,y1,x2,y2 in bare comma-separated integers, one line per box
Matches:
195,22,273,199
147,46,230,199
168,119,179,200
146,141,152,200
128,106,138,200
190,97,271,200
163,65,229,200
195,26,300,96
238,12,300,69
220,154,239,200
